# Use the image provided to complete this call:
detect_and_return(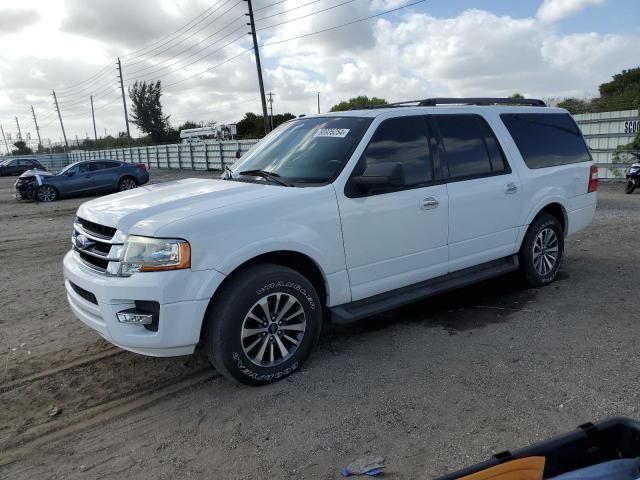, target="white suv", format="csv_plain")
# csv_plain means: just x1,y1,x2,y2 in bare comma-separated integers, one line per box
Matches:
63,98,598,385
